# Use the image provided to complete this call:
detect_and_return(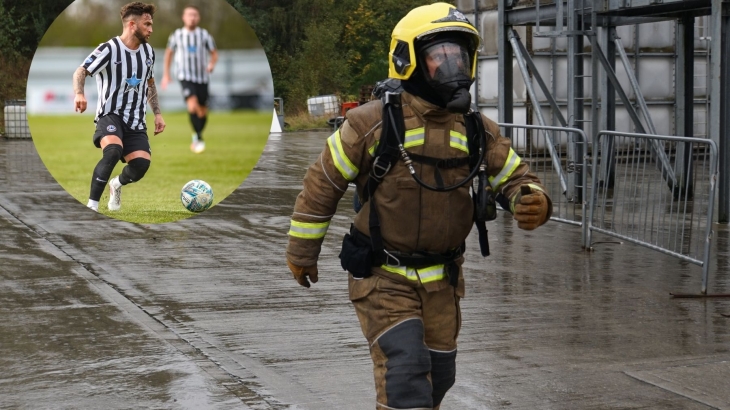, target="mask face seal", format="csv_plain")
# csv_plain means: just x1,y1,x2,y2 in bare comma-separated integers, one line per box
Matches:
418,40,473,113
